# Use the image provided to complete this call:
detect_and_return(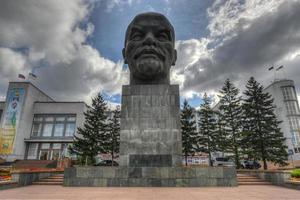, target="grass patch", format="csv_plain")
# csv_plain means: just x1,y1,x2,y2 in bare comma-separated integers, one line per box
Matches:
291,169,300,178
